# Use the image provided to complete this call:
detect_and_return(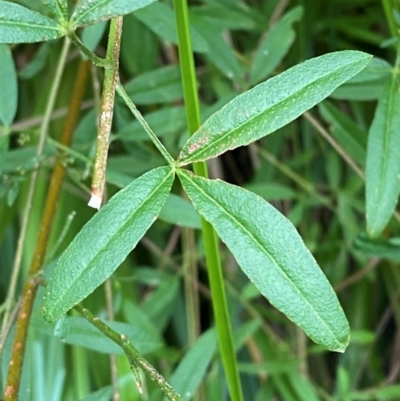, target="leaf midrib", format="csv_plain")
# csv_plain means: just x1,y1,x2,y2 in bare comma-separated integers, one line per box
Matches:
180,58,364,164
377,77,398,209
0,20,60,31
183,172,342,346
46,168,173,320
